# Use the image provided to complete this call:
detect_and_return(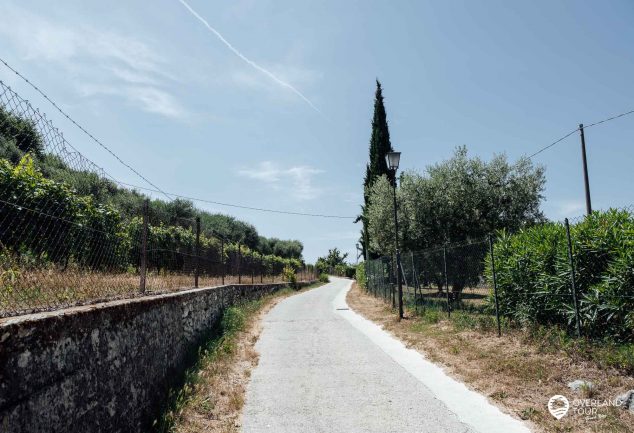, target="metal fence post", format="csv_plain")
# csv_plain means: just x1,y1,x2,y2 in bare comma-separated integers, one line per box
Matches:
260,256,263,283
221,237,225,285
194,216,200,288
443,246,450,318
410,251,418,314
251,251,254,284
391,254,396,308
488,235,501,337
139,199,149,293
565,218,582,337
237,242,242,284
